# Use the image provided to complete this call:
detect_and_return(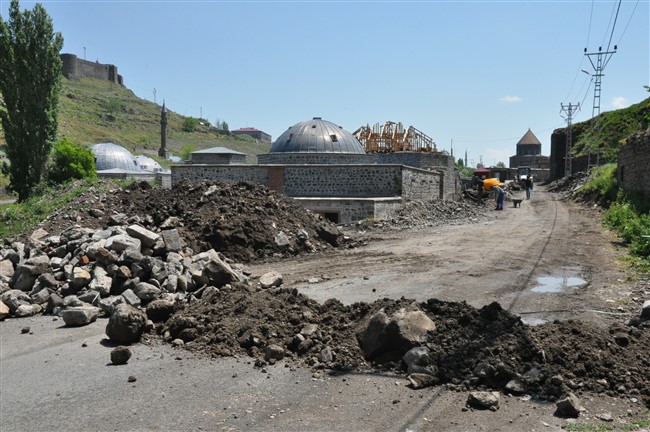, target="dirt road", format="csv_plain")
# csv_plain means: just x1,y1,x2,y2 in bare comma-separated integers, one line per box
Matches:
2,186,647,431
251,187,633,328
